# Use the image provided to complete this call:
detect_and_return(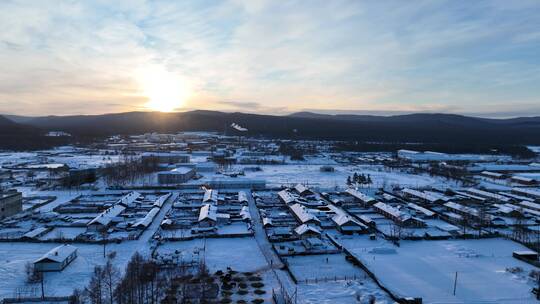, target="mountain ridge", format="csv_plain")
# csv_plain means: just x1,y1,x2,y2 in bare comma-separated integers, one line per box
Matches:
2,110,540,145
